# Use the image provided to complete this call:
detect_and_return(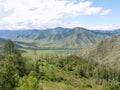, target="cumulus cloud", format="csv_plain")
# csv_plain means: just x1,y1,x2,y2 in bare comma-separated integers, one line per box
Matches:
0,0,111,29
